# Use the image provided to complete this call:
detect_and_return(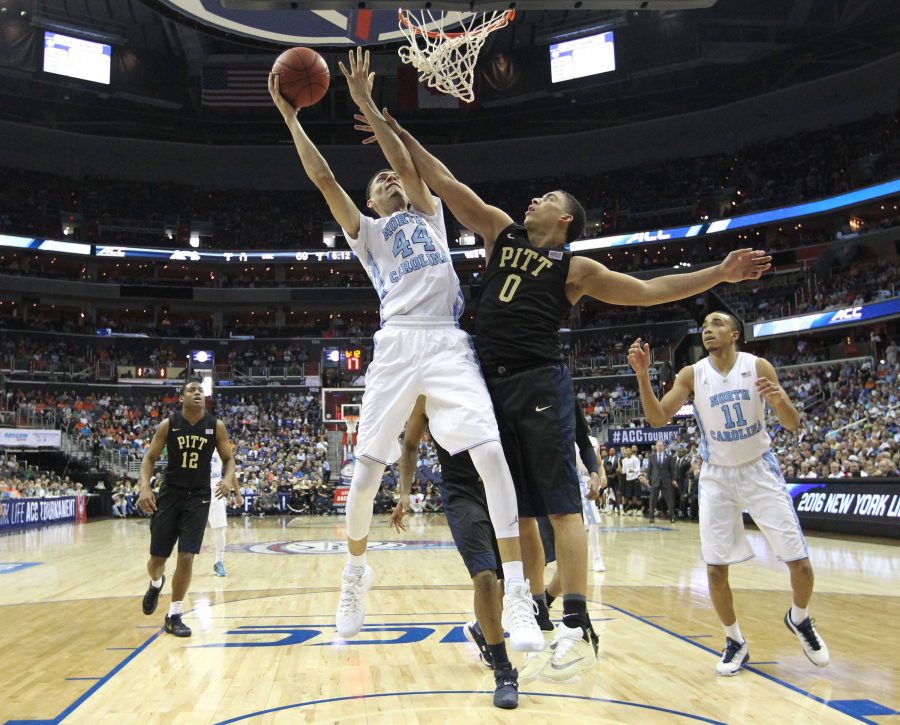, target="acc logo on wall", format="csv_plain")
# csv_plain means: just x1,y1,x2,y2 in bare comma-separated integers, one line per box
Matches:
230,540,457,555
